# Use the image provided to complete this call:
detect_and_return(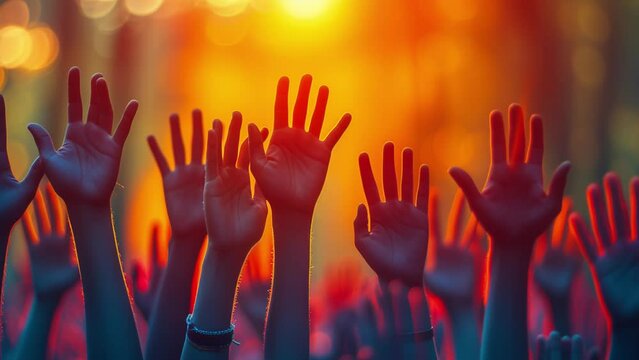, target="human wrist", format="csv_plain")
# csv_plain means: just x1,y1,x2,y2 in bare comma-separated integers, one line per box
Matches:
32,294,62,311
170,233,204,259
